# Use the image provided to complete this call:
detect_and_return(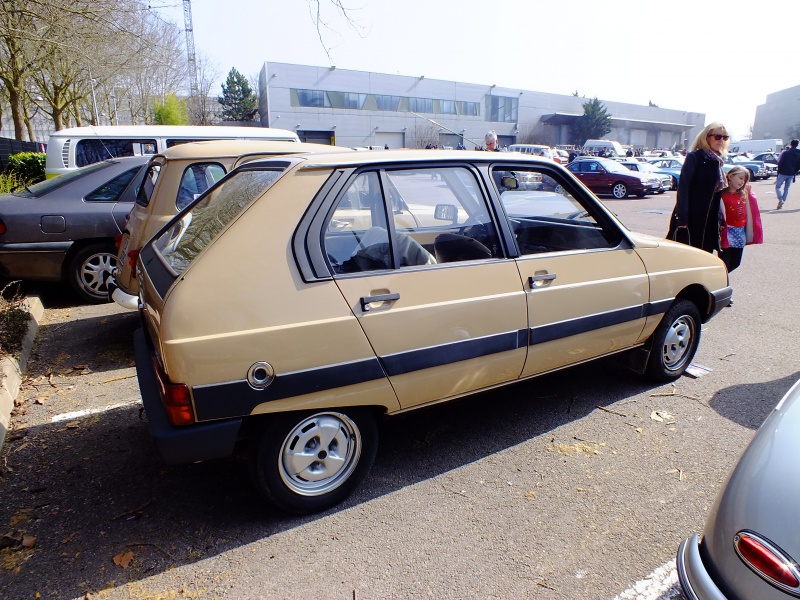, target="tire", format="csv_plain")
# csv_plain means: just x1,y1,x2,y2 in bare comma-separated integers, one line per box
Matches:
249,410,378,514
636,191,646,198
612,182,628,199
645,299,702,382
671,176,678,190
67,243,117,303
